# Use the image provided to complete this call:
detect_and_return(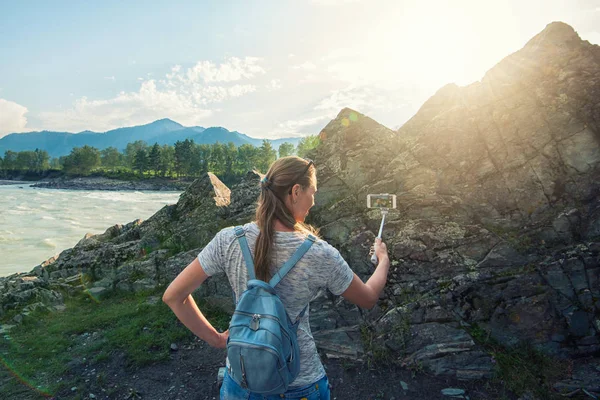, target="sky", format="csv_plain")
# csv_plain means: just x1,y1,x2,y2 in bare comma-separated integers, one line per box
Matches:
0,0,599,139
